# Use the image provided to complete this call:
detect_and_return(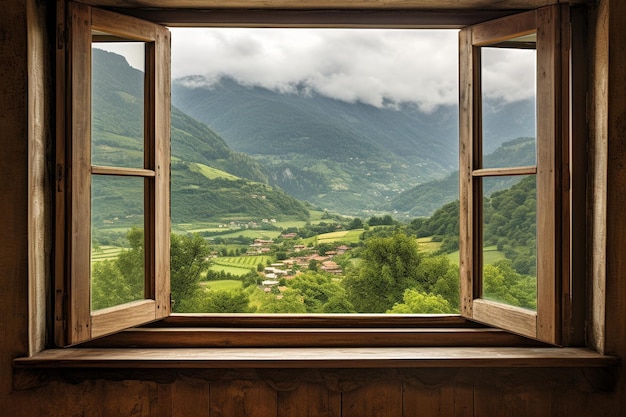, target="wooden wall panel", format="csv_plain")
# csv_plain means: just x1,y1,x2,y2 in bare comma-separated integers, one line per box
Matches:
342,380,403,417
101,381,156,417
277,382,341,417
209,380,277,417
170,378,209,417
403,384,457,417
